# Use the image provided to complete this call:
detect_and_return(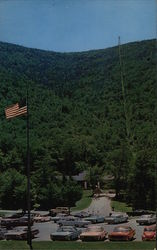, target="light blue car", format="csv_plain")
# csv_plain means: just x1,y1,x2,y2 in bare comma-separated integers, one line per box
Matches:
57,217,91,227
84,215,105,224
50,226,81,241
